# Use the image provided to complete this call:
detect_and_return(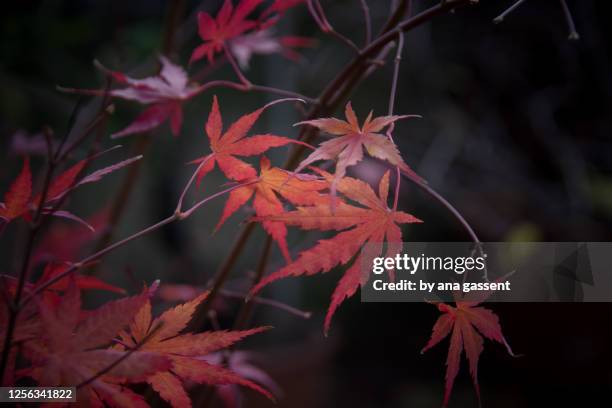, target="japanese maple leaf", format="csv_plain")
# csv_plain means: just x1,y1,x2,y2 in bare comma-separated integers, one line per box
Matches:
216,156,329,262
0,155,140,228
95,56,203,138
250,170,422,334
421,299,515,407
229,29,315,69
117,291,274,407
190,95,307,185
22,282,170,406
191,0,264,64
293,102,422,206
